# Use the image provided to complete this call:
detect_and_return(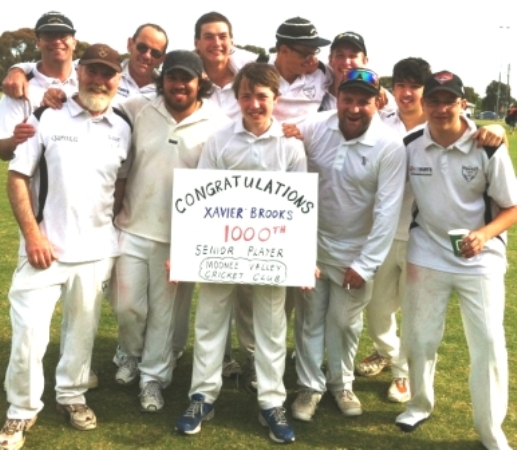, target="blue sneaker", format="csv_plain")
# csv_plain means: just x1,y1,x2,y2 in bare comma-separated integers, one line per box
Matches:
176,394,214,435
259,407,295,443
